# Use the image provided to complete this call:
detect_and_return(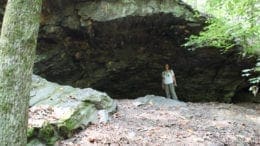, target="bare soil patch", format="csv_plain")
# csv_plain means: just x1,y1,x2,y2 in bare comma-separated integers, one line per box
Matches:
59,97,260,145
